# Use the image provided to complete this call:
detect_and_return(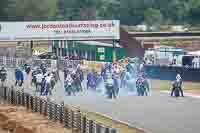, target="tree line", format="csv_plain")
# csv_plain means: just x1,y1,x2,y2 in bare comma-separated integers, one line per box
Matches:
0,0,200,26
